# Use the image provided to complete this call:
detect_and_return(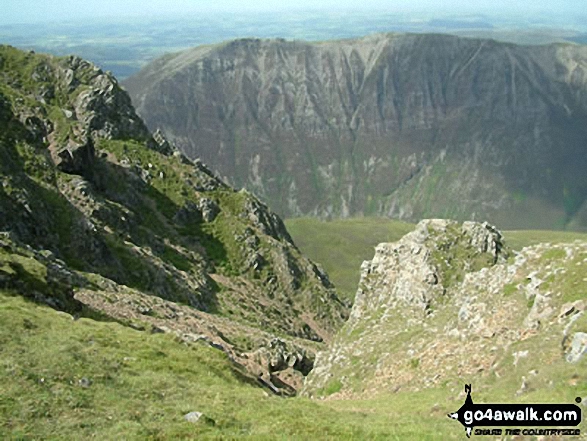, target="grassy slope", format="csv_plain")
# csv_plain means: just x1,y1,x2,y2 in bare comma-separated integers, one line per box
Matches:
3,290,584,440
0,289,471,441
285,218,414,302
3,218,584,440
285,217,587,302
